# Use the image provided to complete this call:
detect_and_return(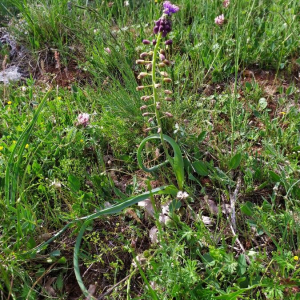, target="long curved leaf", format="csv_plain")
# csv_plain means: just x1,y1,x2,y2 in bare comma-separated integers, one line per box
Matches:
137,134,184,190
